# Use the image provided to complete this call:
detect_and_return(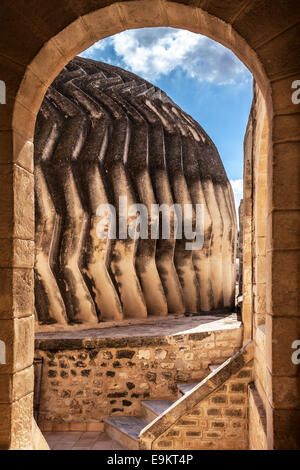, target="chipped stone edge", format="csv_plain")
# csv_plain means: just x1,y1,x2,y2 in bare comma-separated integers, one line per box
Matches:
138,342,254,449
